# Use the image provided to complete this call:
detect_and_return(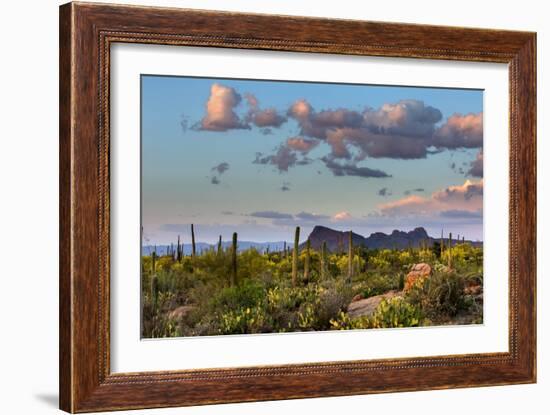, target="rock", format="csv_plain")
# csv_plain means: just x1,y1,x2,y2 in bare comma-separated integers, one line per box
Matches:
347,290,400,318
168,305,195,320
464,284,482,296
351,293,364,302
404,263,432,291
